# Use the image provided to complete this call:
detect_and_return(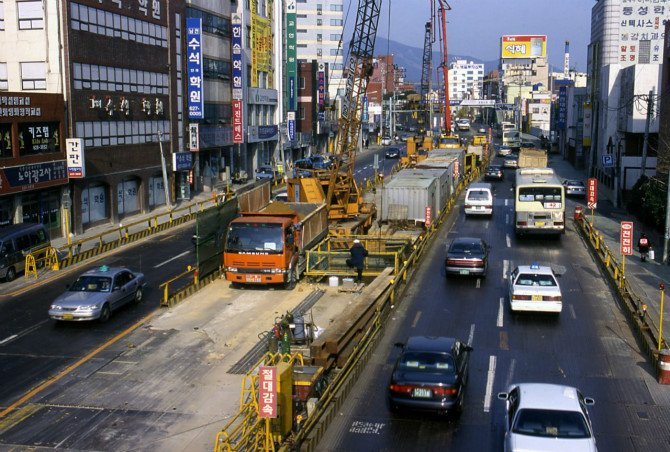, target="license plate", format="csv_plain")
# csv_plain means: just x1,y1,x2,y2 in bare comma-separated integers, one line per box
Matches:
531,295,543,301
534,221,546,226
413,388,432,398
246,274,262,283
459,269,470,275
63,314,73,320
